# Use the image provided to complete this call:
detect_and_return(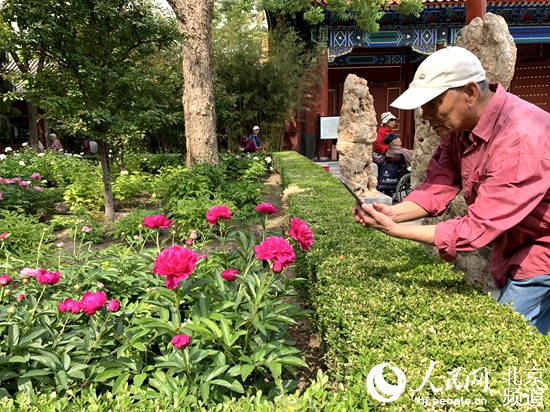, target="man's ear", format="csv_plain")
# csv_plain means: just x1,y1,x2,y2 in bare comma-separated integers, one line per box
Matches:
463,81,480,106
